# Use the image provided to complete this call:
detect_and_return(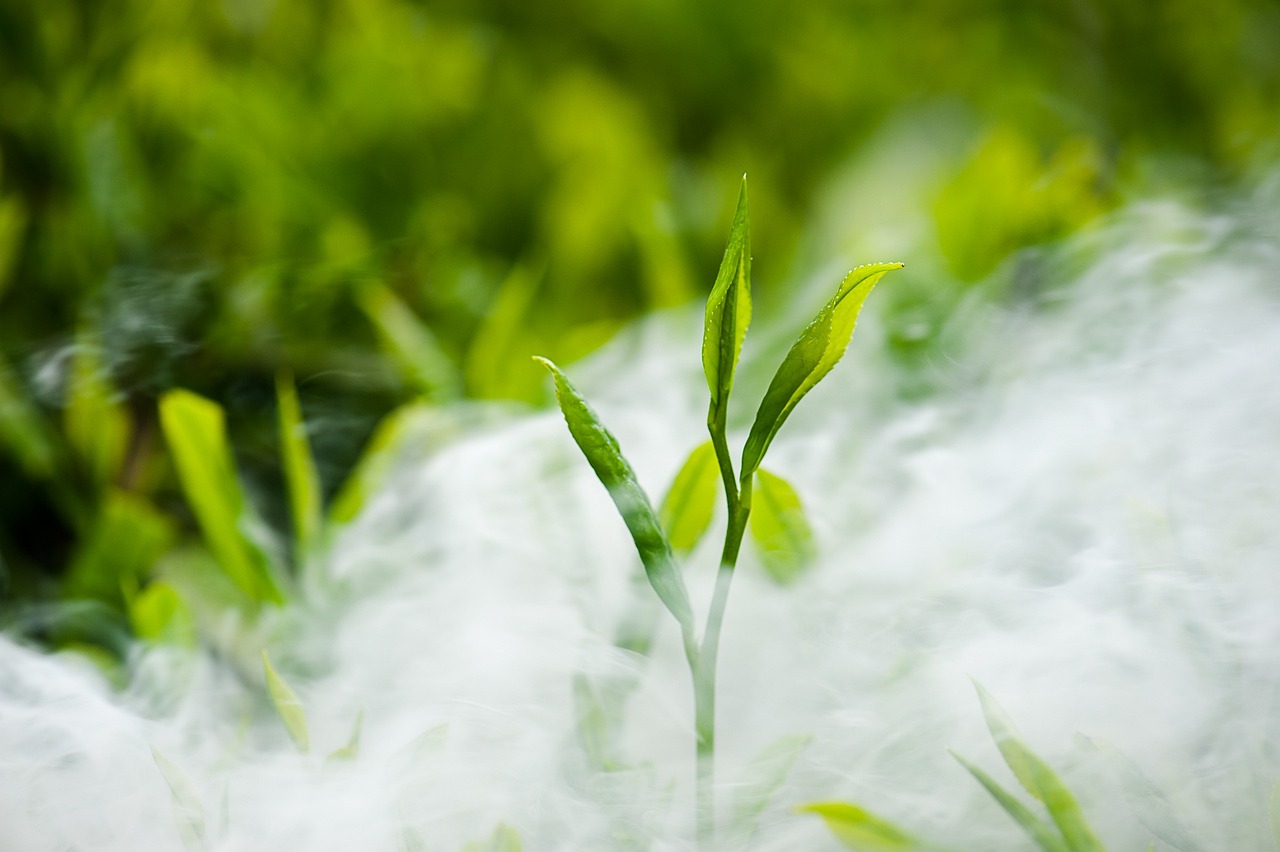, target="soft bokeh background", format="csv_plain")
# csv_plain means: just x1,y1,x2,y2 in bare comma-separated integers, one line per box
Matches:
2,0,1279,671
